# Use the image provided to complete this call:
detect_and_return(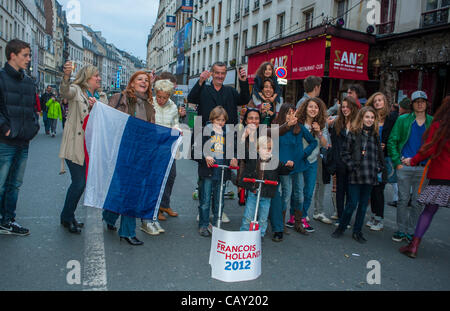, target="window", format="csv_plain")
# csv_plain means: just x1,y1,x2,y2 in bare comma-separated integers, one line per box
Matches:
216,42,220,63
209,44,213,66
244,0,250,14
335,0,348,27
263,19,270,42
224,39,229,64
232,34,238,60
277,13,285,38
304,9,314,30
422,0,450,27
226,0,232,25
252,24,258,46
211,7,215,26
378,0,397,34
218,1,222,29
